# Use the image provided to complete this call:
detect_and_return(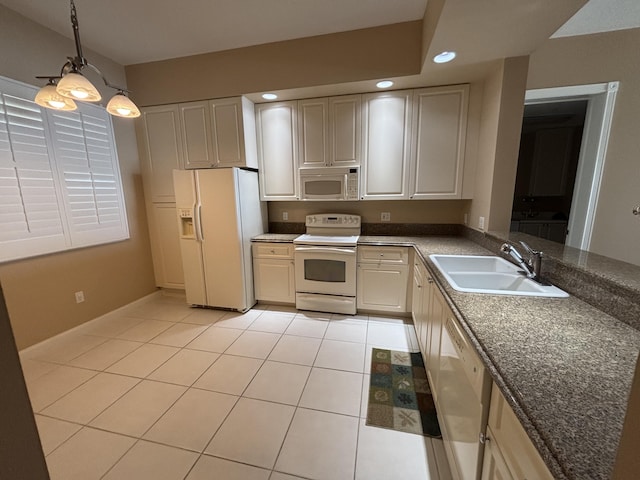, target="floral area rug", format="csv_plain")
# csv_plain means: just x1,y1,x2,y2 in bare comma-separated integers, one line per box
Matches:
366,348,442,438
